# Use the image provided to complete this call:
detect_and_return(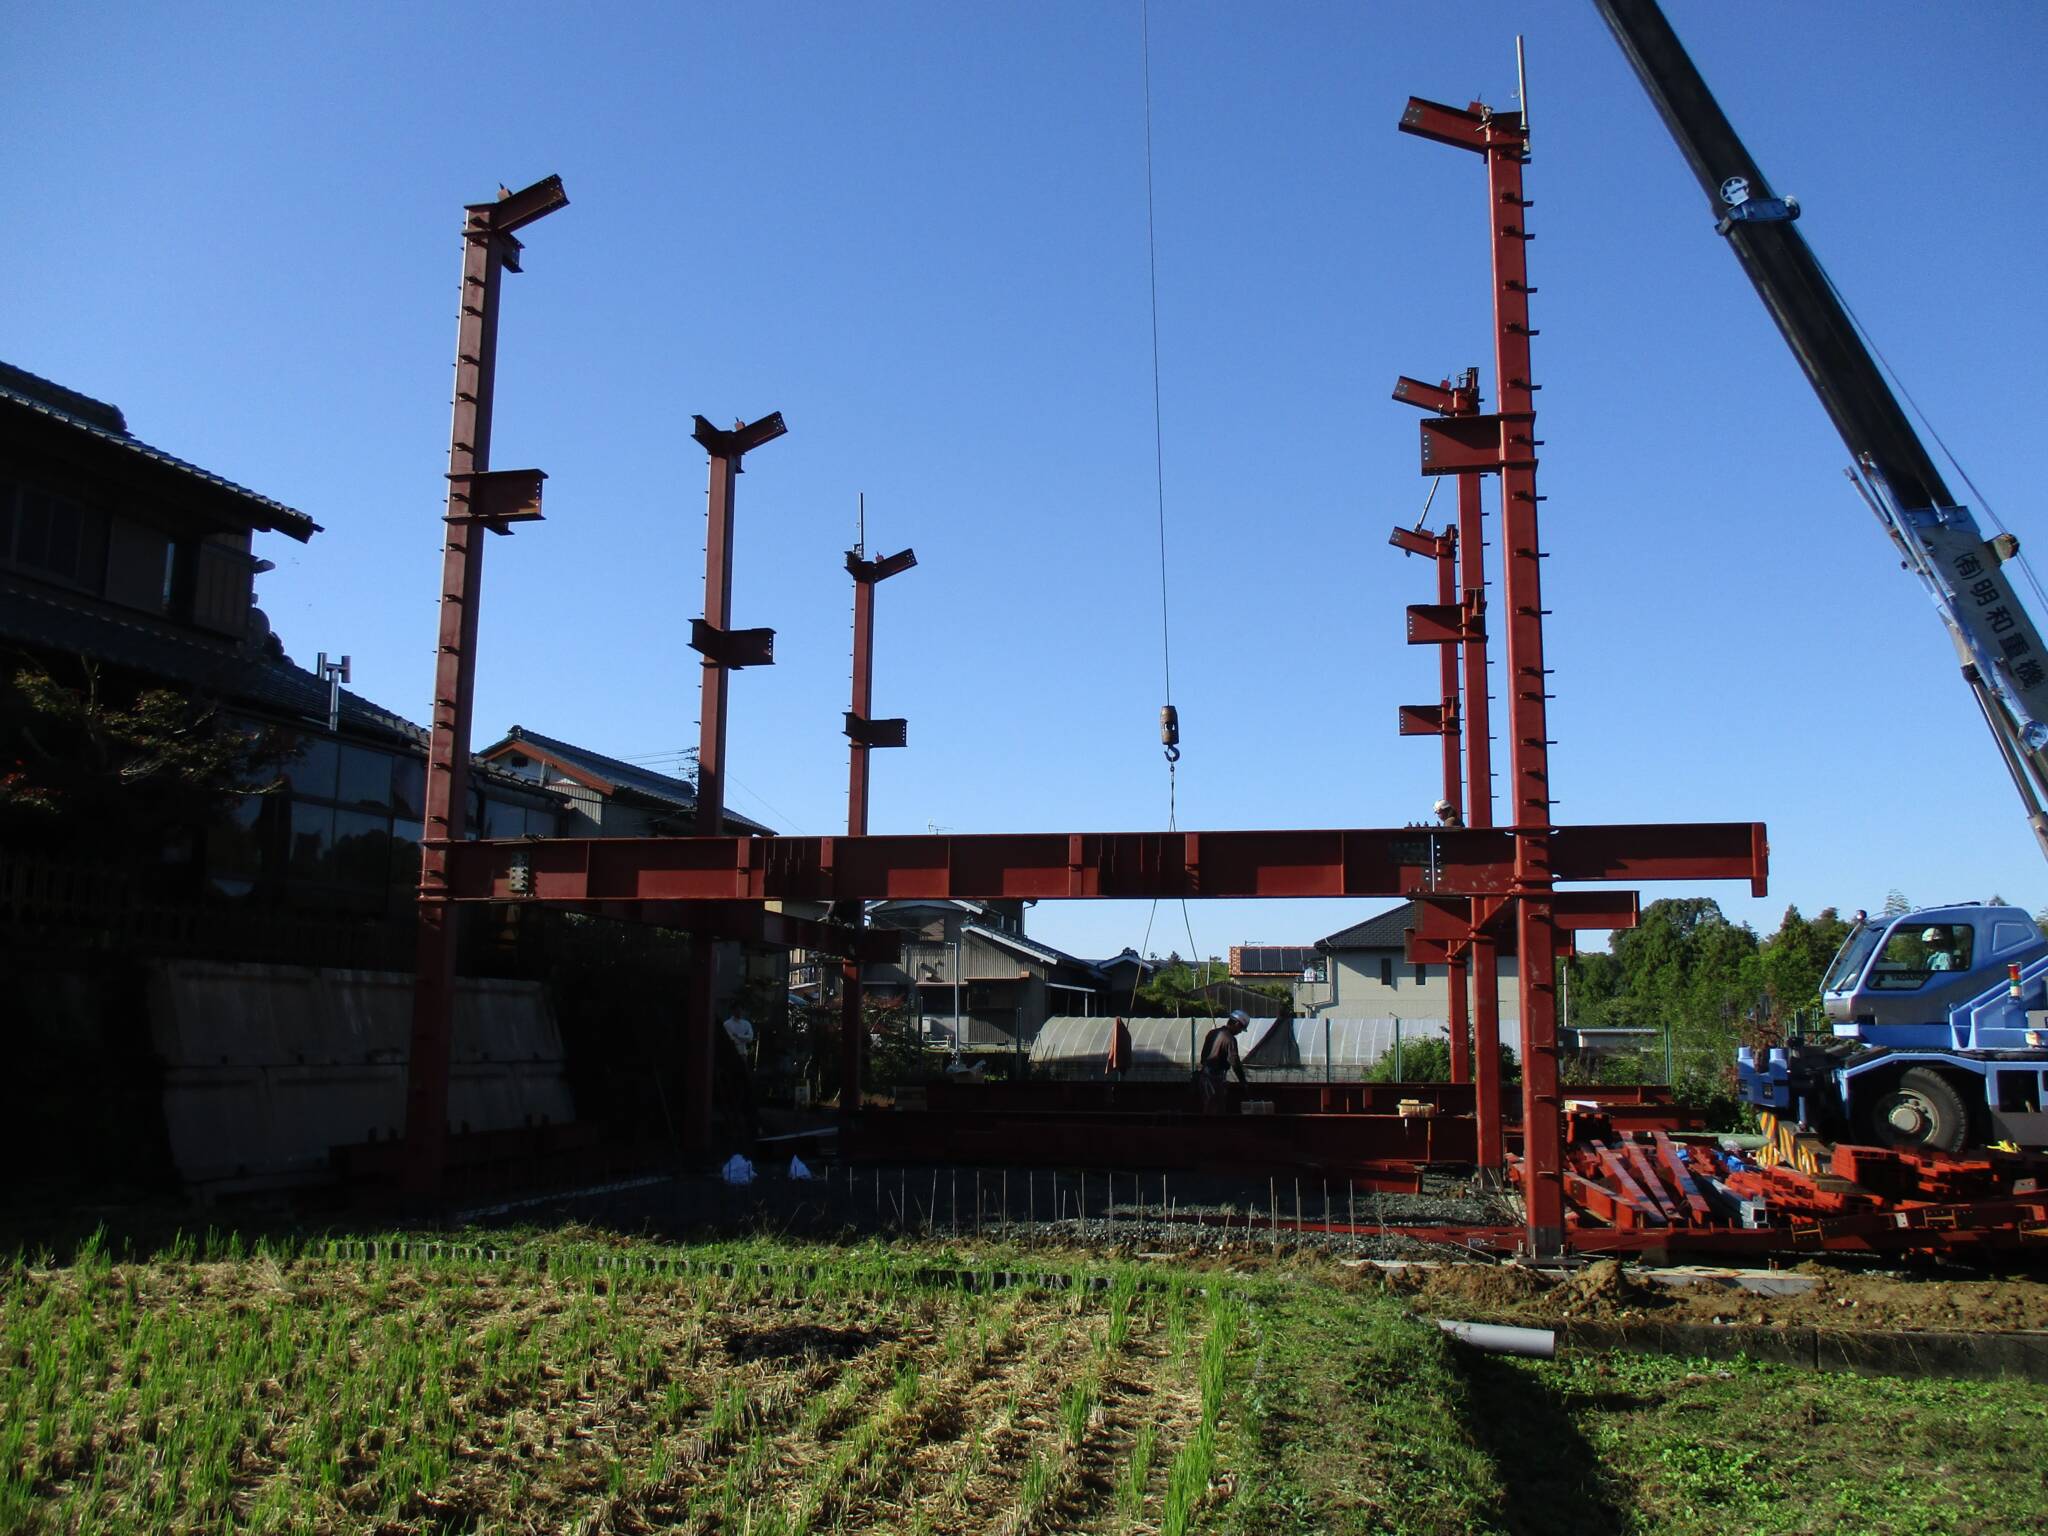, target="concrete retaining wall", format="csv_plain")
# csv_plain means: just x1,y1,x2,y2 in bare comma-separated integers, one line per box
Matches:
149,961,574,1194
